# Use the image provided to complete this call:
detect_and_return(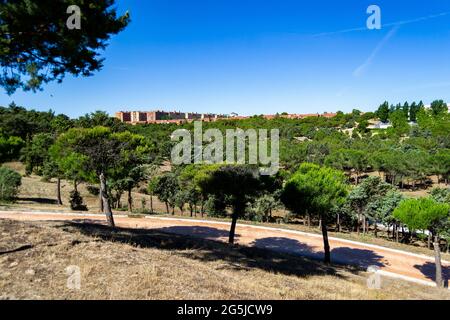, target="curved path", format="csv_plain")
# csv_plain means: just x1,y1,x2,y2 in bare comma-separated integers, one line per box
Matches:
0,210,449,288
